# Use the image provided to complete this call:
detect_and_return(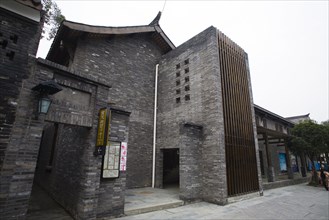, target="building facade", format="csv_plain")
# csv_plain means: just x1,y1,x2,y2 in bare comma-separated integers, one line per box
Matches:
255,105,300,182
1,2,304,219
